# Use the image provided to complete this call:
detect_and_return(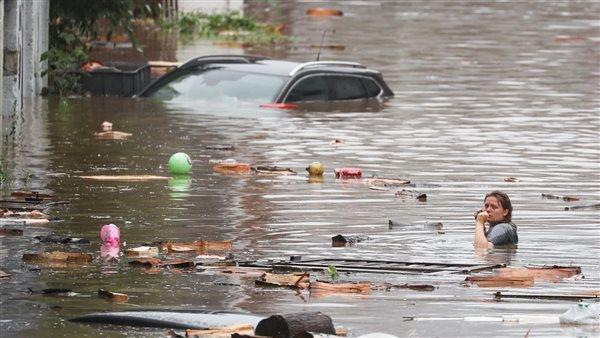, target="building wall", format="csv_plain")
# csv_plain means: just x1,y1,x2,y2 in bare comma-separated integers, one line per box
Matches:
178,0,243,14
2,0,49,117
